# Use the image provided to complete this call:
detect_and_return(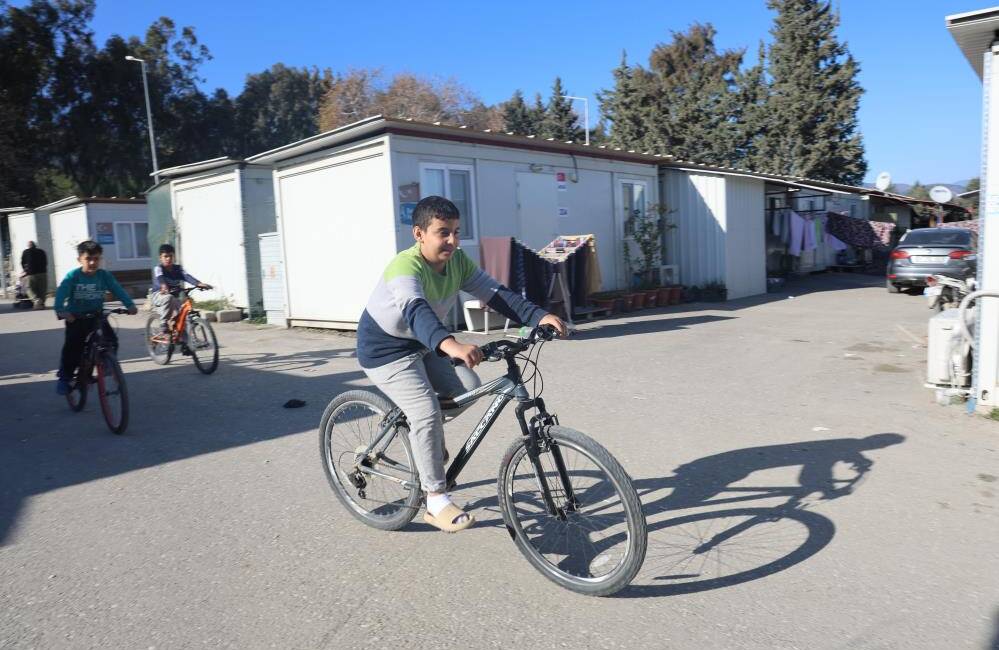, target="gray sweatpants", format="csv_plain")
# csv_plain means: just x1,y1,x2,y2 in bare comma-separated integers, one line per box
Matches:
362,350,481,493
152,292,181,331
